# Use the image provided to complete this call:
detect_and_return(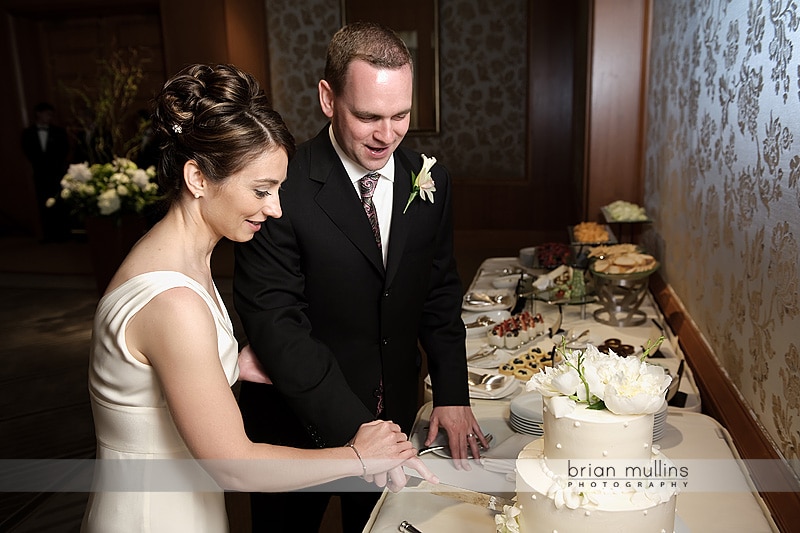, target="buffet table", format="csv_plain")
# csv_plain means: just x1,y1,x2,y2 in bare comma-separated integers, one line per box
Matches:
364,256,778,532
427,256,701,411
364,401,778,532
